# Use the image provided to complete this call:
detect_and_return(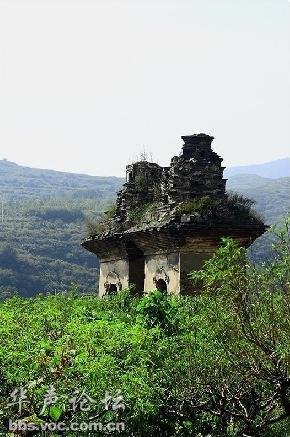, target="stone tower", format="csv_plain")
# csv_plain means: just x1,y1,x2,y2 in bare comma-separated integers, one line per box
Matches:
82,134,266,296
